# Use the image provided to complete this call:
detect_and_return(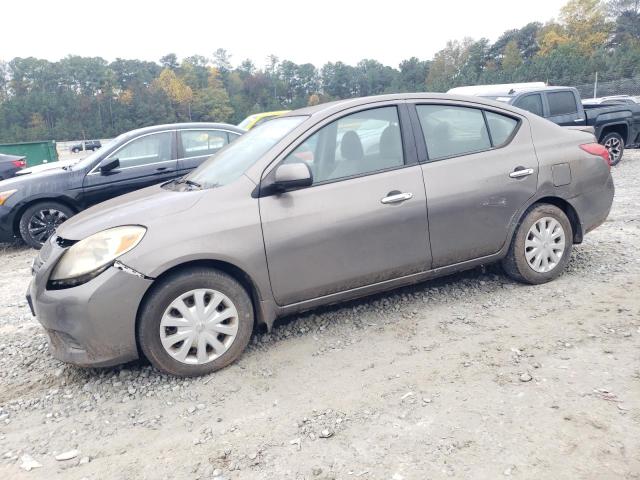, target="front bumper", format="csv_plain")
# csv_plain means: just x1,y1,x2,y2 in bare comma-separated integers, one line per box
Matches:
0,205,17,243
28,240,153,367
